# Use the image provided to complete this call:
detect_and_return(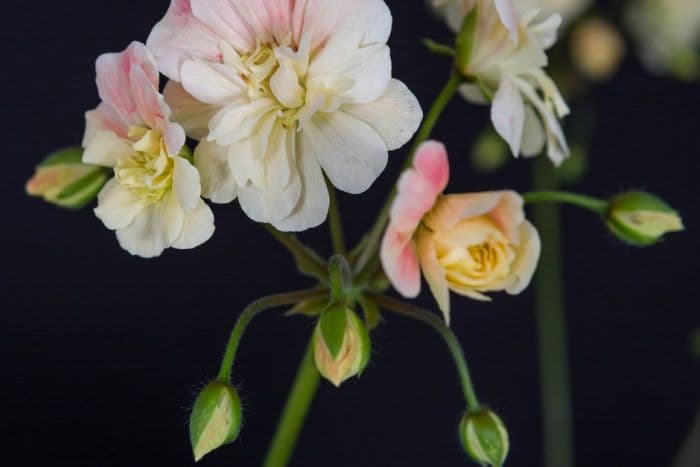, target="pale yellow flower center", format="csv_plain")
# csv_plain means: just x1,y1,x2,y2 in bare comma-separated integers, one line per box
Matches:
115,126,174,204
433,216,516,290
